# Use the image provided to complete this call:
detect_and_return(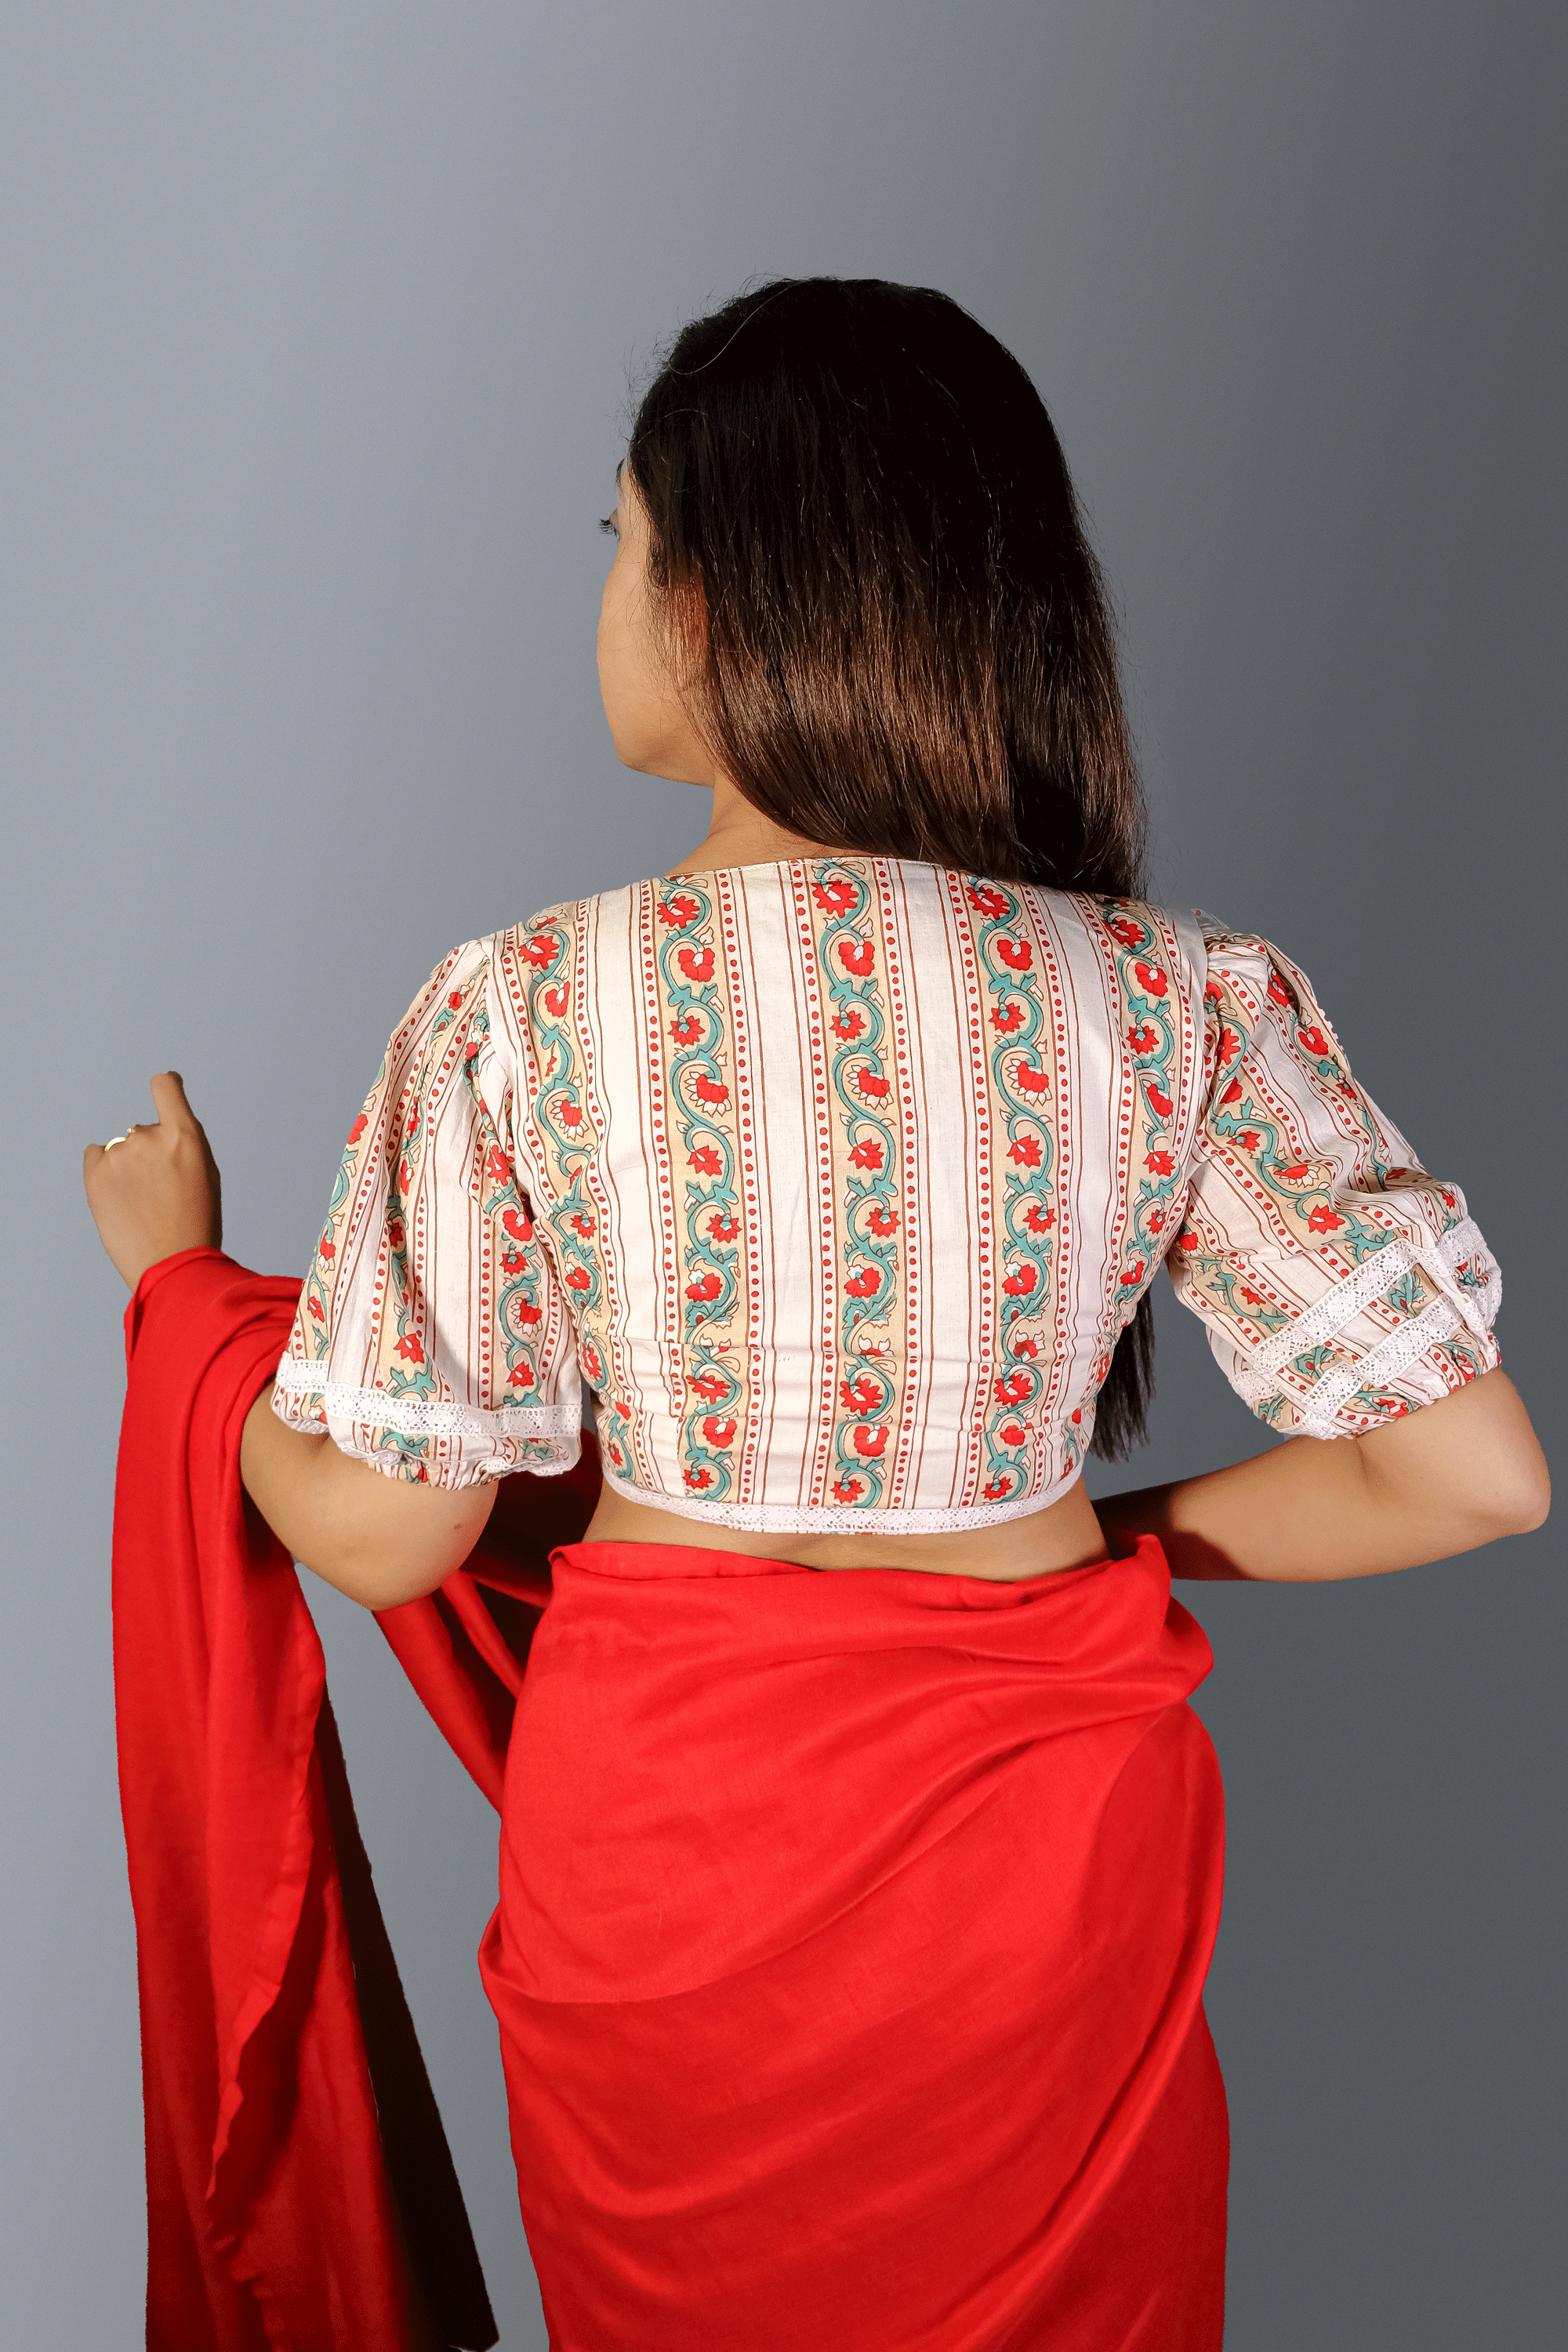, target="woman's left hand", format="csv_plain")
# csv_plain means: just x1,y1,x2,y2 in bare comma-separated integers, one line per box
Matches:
83,1072,223,1288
